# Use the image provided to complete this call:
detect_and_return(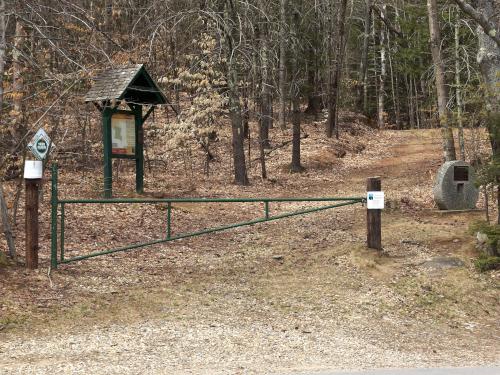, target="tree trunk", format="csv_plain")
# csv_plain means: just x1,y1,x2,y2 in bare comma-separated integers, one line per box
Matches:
409,76,414,129
291,97,302,172
0,0,16,259
104,0,112,54
387,28,401,128
0,183,15,259
332,0,348,139
455,15,465,160
305,47,322,119
414,76,421,129
377,5,387,129
326,0,347,138
12,19,25,146
170,33,181,115
259,20,271,150
243,85,249,138
427,0,457,161
278,0,287,129
326,2,336,138
475,0,499,224
290,10,303,172
452,0,500,223
361,0,371,117
223,0,248,185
